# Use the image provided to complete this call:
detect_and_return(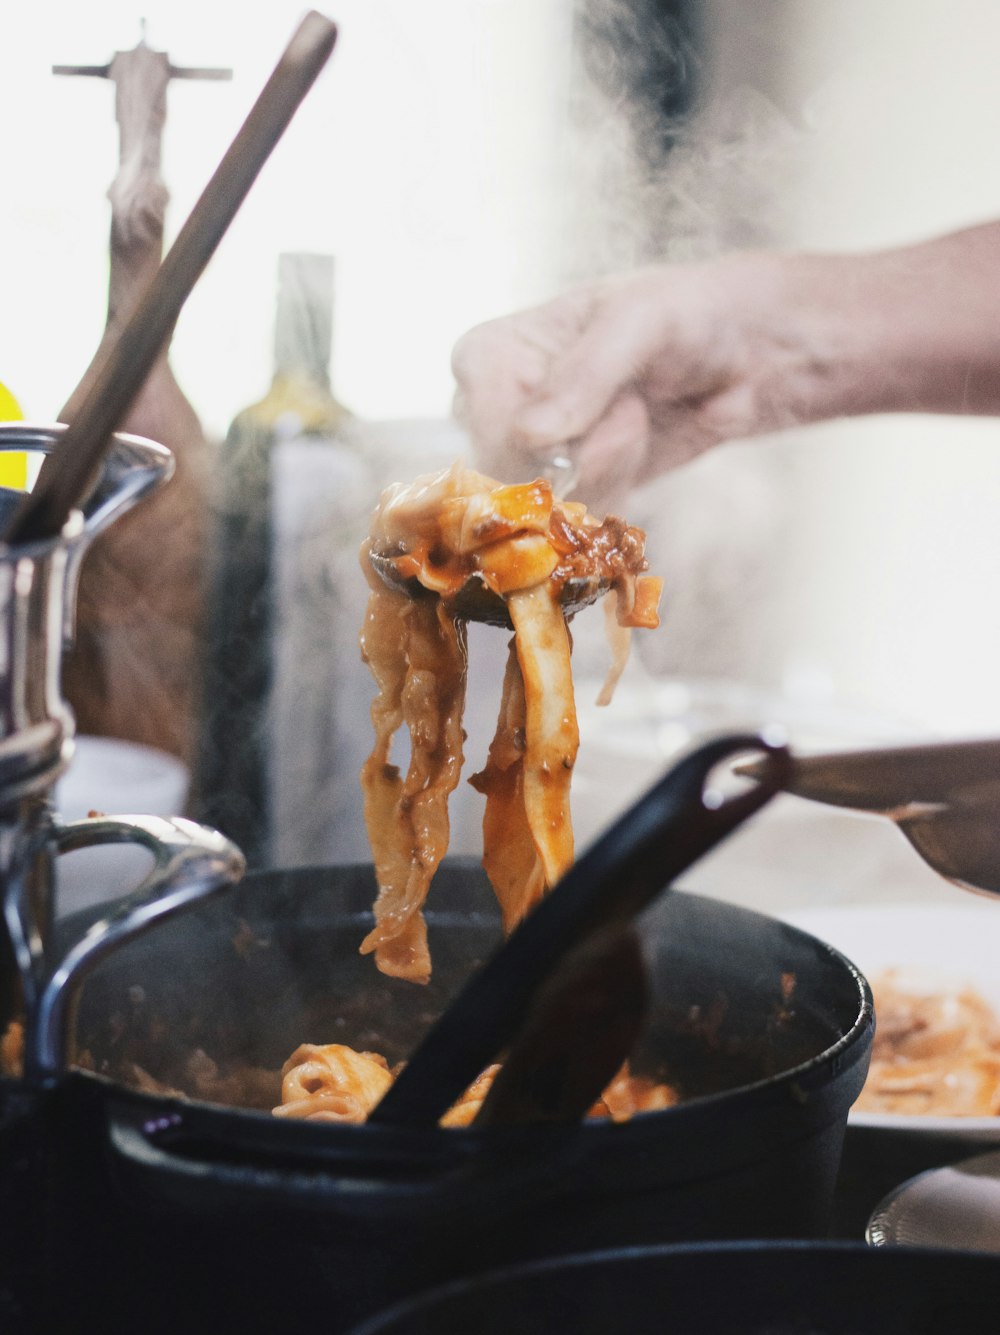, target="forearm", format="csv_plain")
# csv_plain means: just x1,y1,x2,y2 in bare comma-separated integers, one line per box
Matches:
452,222,1000,497
759,223,1000,427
